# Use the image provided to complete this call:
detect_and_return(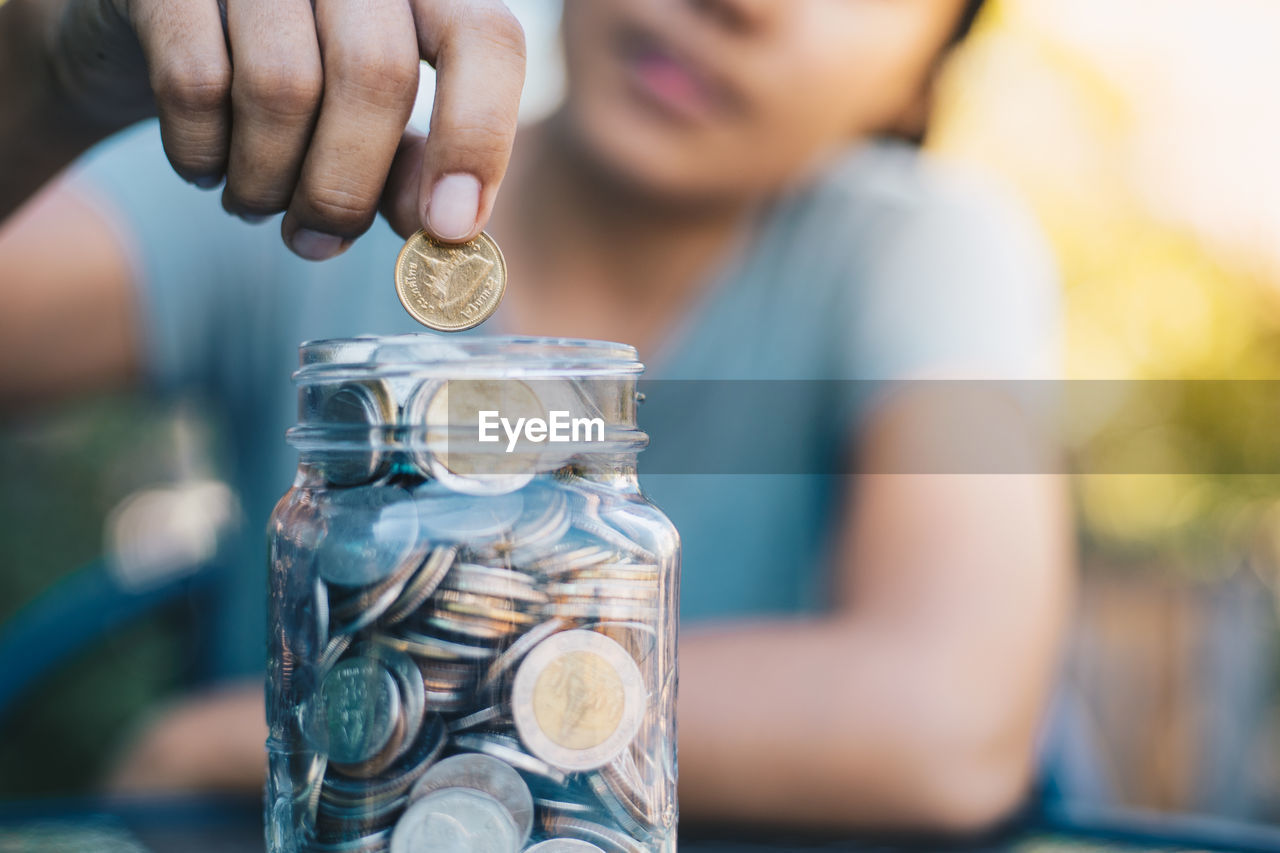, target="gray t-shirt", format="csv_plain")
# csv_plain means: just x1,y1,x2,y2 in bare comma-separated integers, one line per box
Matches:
71,120,1059,677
